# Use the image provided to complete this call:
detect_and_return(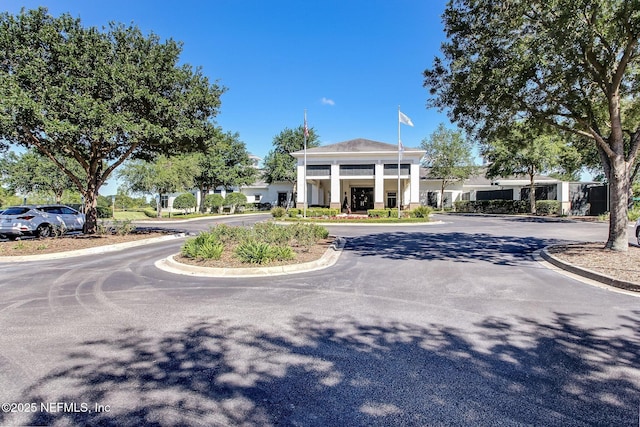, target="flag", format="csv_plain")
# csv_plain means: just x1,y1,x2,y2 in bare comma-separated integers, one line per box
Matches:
399,140,405,159
399,111,414,127
304,115,309,138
